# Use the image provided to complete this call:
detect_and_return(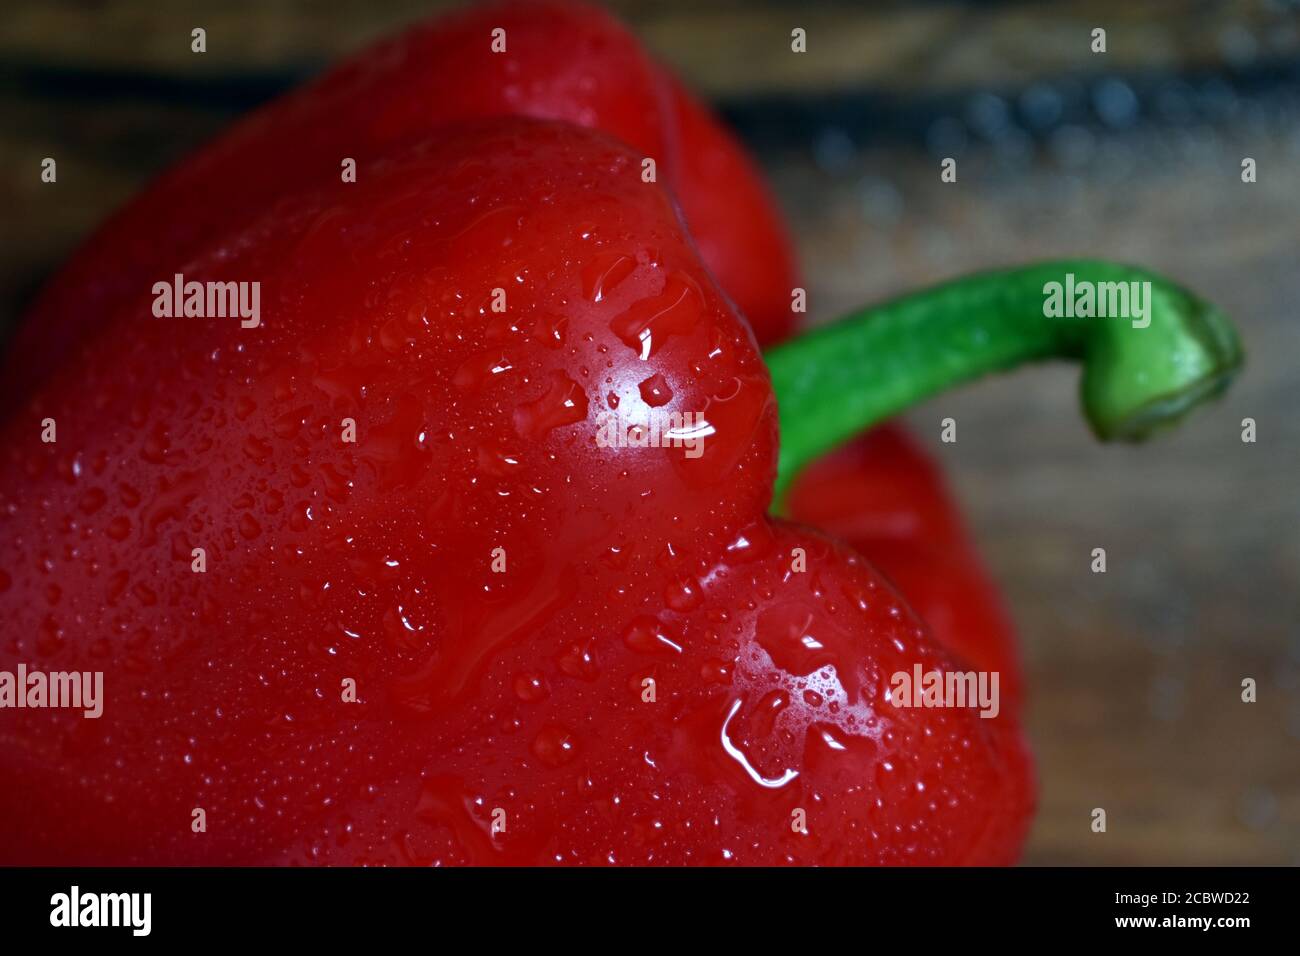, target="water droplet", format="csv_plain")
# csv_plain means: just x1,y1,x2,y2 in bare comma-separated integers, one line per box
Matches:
581,252,636,303
532,313,568,349
238,512,262,540
77,487,107,515
453,350,513,390
379,316,417,354
756,604,840,677
513,672,548,702
701,658,733,684
358,394,431,490
638,374,673,408
513,371,589,440
610,274,703,360
476,444,521,478
719,699,798,789
622,615,683,656
556,640,599,681
663,574,701,612
531,724,578,767
242,435,272,463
